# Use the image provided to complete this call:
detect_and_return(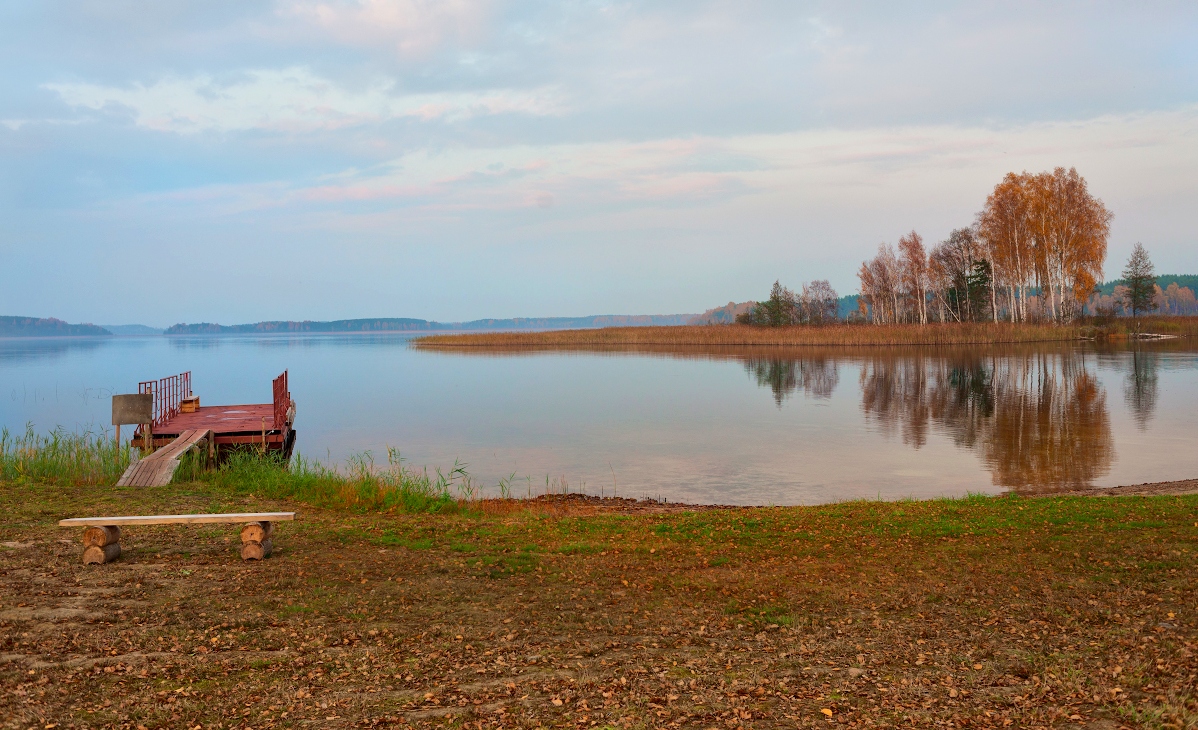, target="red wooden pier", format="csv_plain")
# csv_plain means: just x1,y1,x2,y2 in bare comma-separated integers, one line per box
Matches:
133,371,296,458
